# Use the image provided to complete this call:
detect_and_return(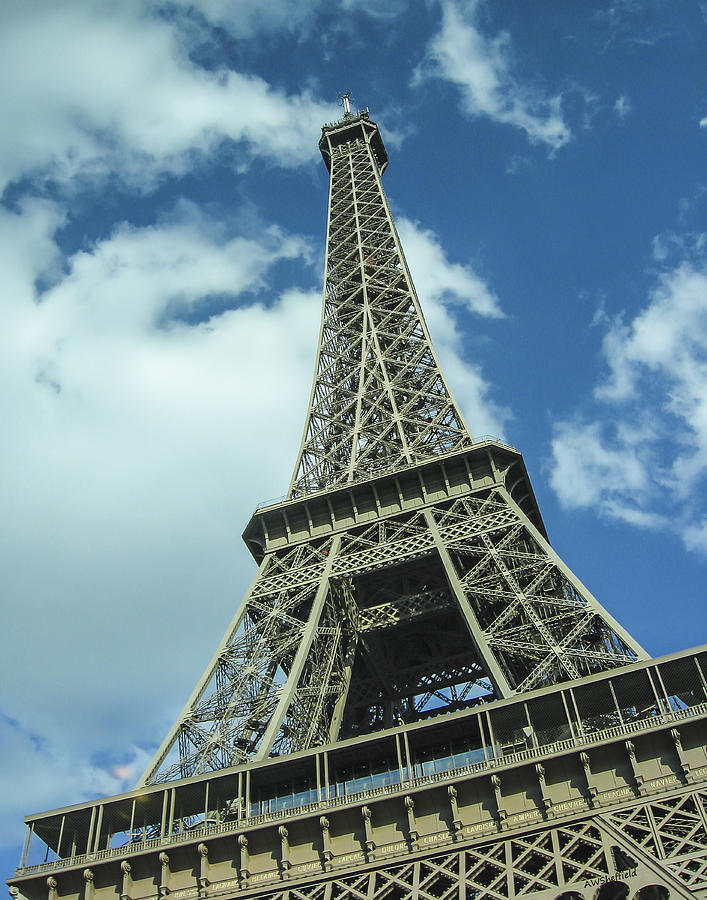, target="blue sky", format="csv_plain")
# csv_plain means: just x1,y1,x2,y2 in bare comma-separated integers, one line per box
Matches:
1,0,706,874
